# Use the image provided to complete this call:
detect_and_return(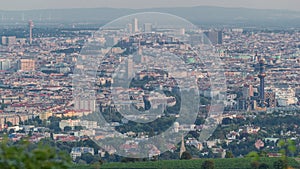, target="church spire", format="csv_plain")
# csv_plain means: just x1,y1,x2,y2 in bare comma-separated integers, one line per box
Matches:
179,135,186,158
